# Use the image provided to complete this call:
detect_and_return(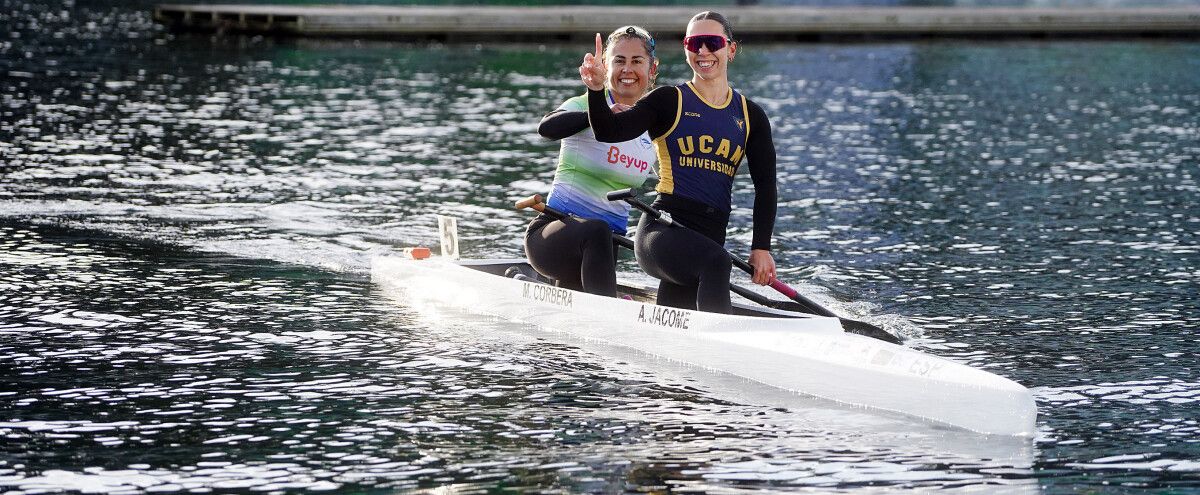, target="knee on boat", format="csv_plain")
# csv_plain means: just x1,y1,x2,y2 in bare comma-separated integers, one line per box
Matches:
581,219,614,243
701,249,732,277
